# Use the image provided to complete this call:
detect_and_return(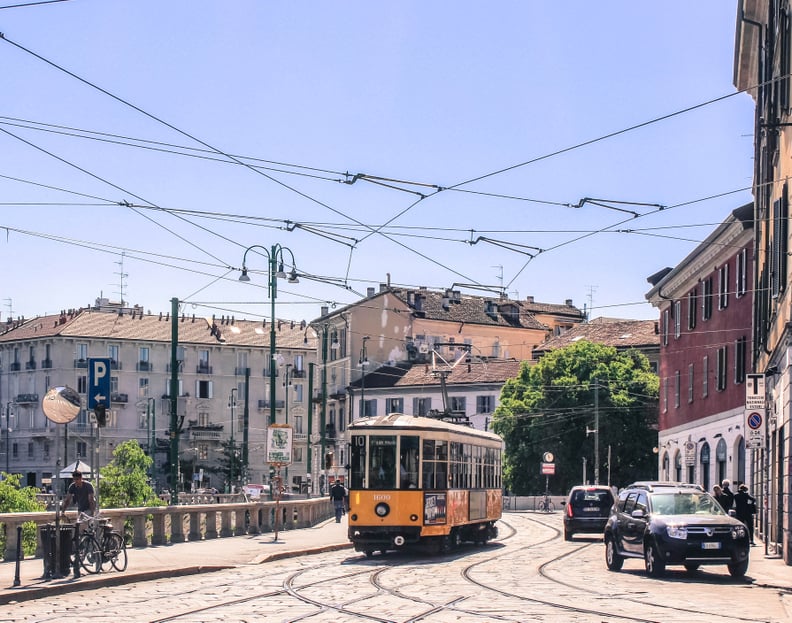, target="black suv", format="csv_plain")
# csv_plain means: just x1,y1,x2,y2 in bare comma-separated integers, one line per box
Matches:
563,485,614,541
603,482,750,578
